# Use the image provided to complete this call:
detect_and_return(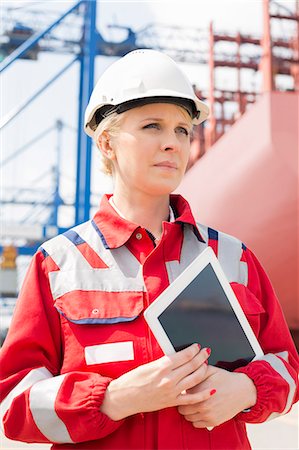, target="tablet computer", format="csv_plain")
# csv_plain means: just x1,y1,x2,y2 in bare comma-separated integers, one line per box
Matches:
144,247,264,369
